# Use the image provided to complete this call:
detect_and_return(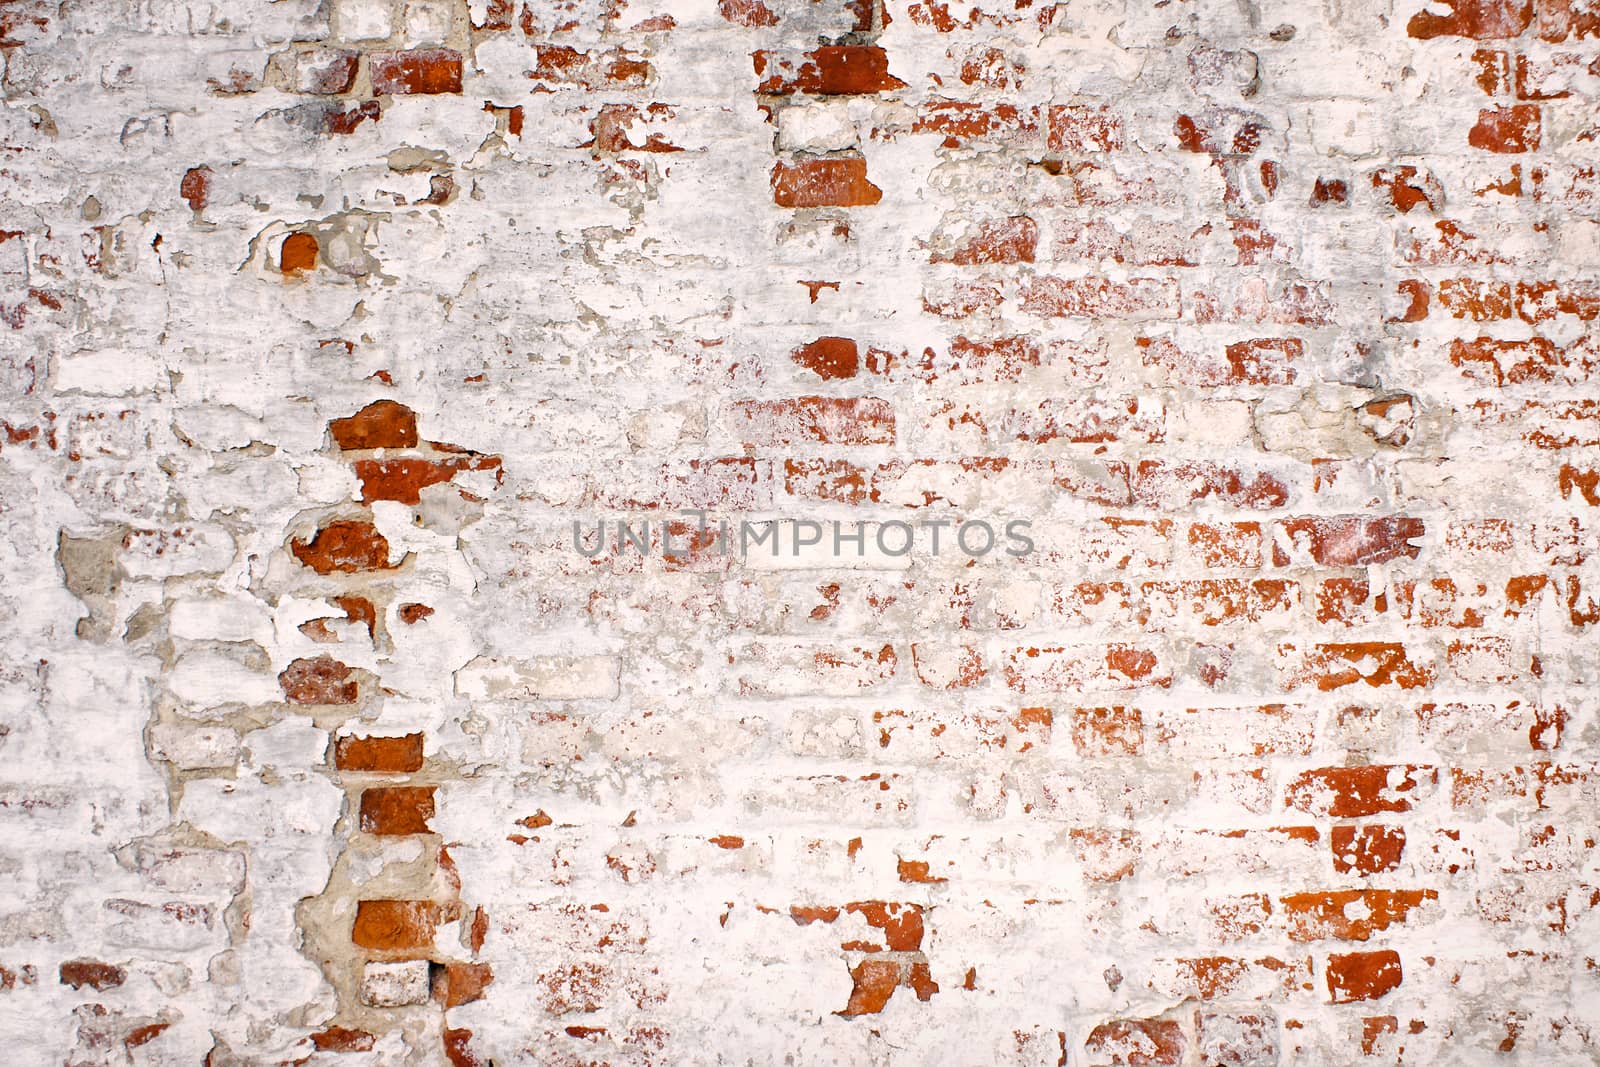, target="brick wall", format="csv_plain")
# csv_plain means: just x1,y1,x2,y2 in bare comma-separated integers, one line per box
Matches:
2,0,1598,1062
